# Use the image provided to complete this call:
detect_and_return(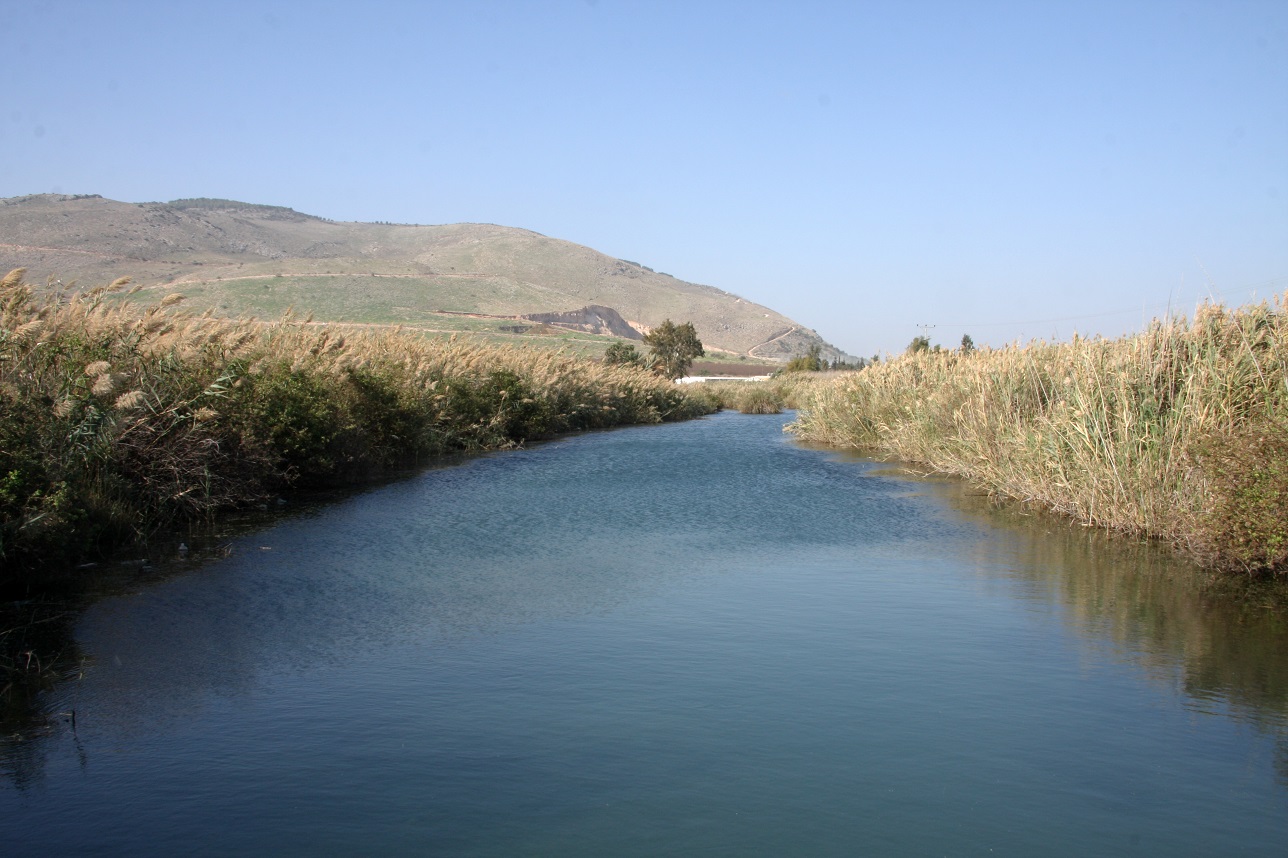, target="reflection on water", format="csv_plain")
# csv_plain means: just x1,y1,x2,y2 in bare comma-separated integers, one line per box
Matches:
2,412,1286,855
935,473,1288,765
